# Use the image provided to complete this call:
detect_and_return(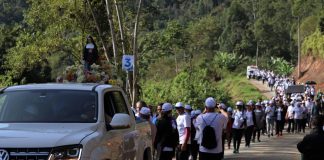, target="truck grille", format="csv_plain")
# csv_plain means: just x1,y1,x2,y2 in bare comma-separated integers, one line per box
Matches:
6,148,51,160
